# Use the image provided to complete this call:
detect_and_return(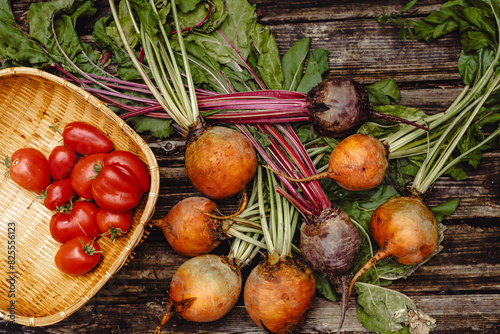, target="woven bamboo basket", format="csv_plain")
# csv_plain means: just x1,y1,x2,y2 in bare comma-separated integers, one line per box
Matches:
0,67,160,326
